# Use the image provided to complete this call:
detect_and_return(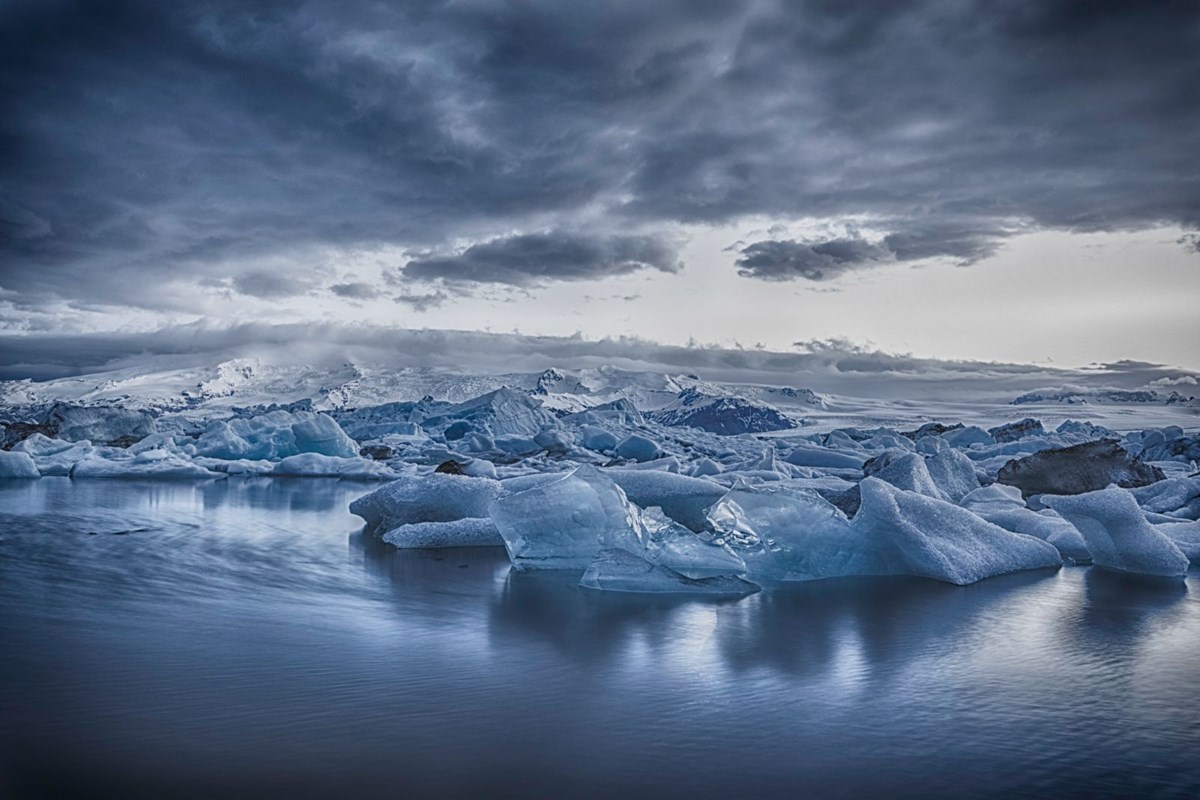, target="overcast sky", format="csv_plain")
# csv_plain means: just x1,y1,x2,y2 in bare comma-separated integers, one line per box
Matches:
1,0,1198,375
